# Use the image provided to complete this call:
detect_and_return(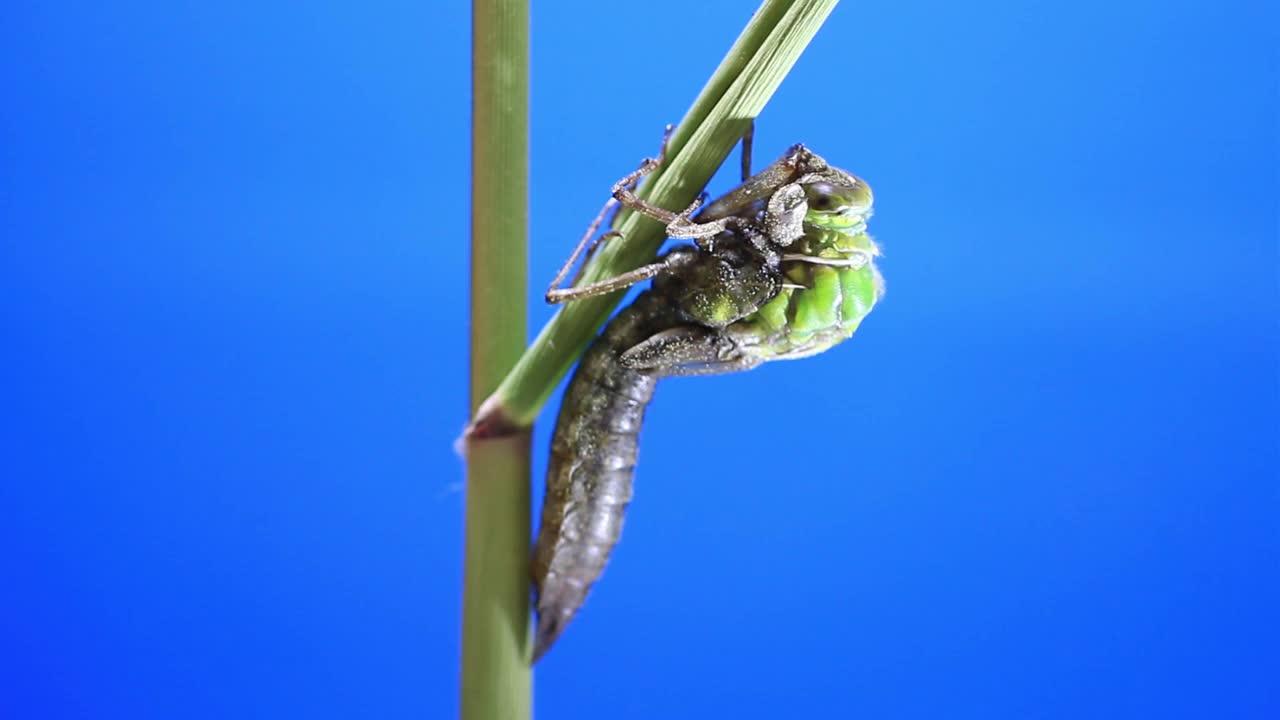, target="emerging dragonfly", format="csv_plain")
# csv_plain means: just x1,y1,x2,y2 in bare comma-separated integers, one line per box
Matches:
531,132,884,662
